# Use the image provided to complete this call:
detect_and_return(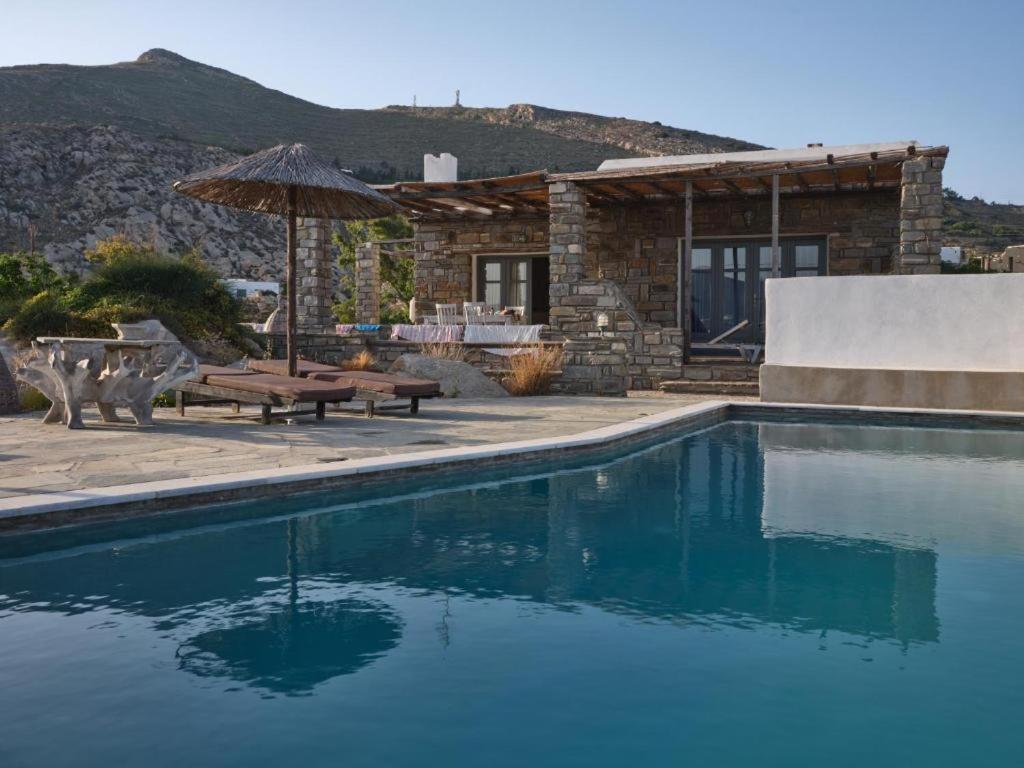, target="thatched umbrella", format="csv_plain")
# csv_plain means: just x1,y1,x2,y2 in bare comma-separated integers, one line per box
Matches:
173,143,399,376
